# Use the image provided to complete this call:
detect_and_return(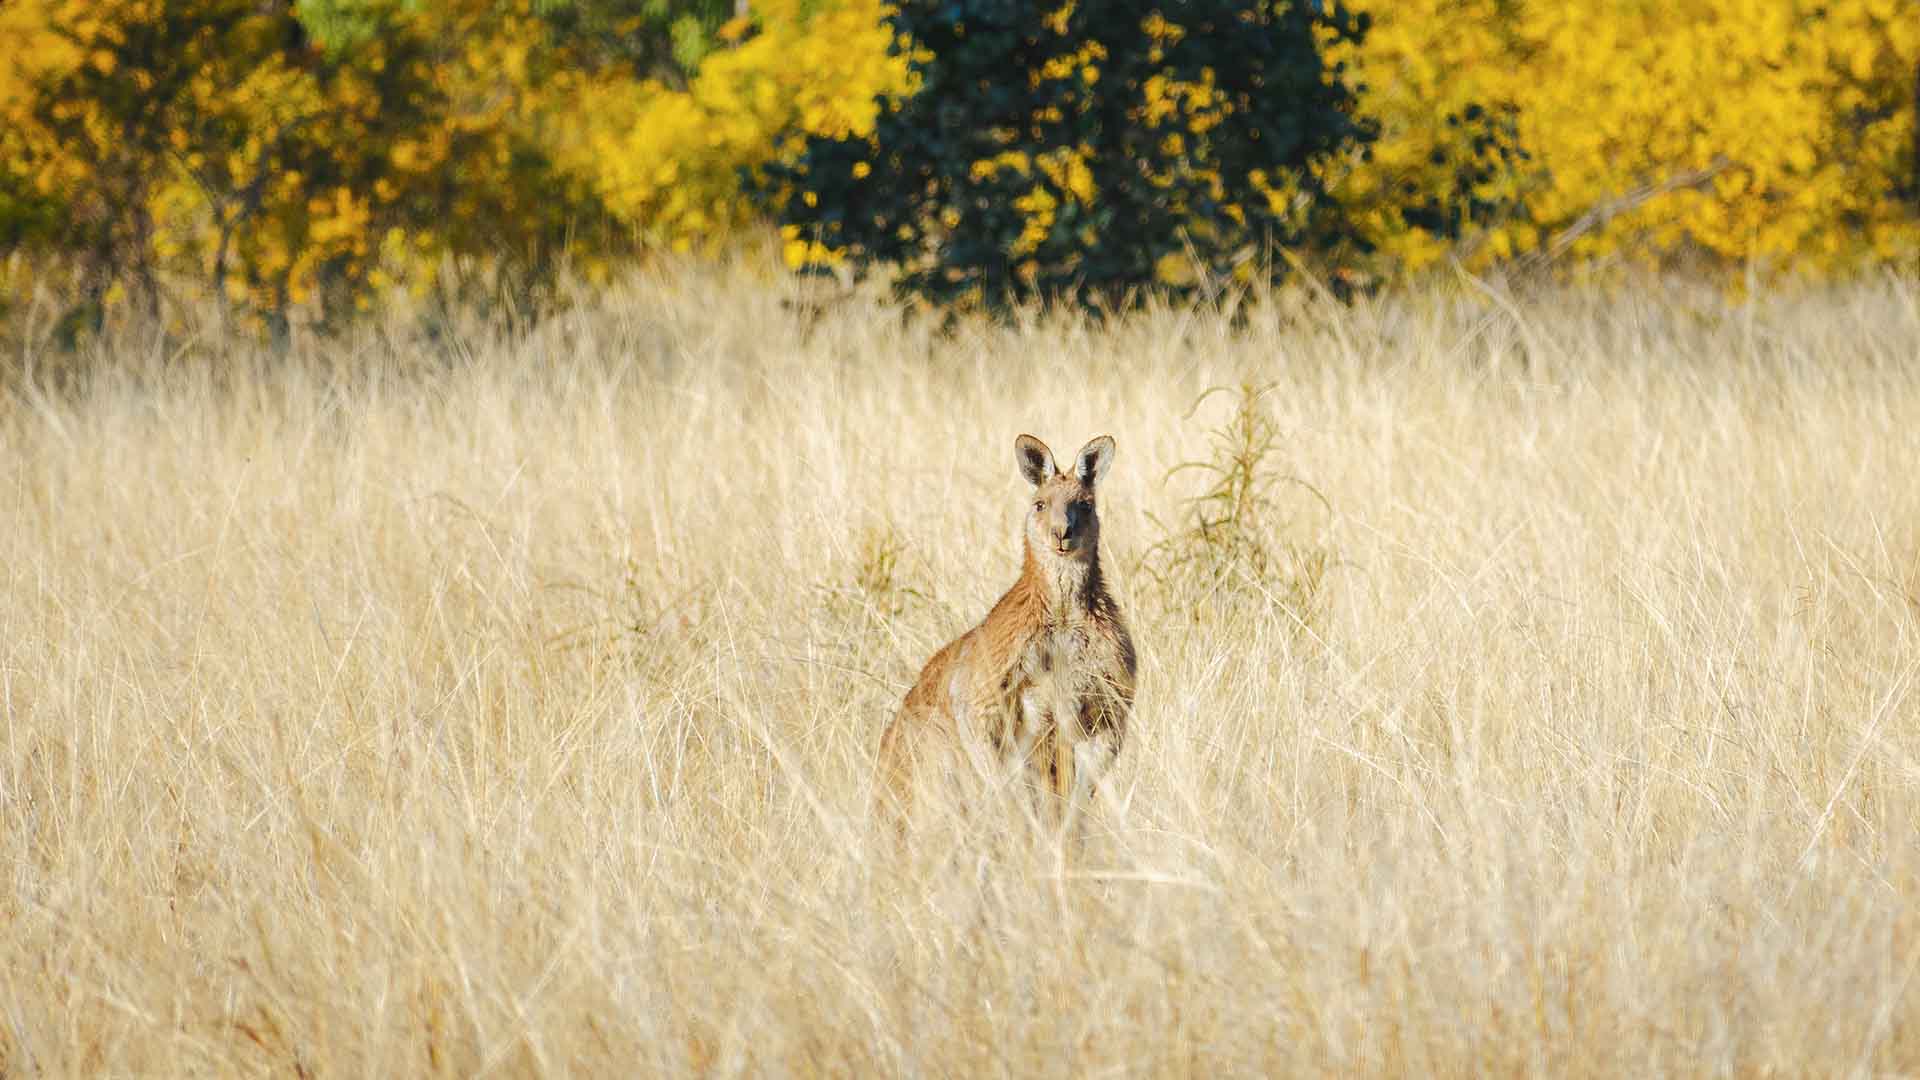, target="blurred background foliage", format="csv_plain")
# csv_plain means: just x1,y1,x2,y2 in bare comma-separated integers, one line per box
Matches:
0,0,1914,337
